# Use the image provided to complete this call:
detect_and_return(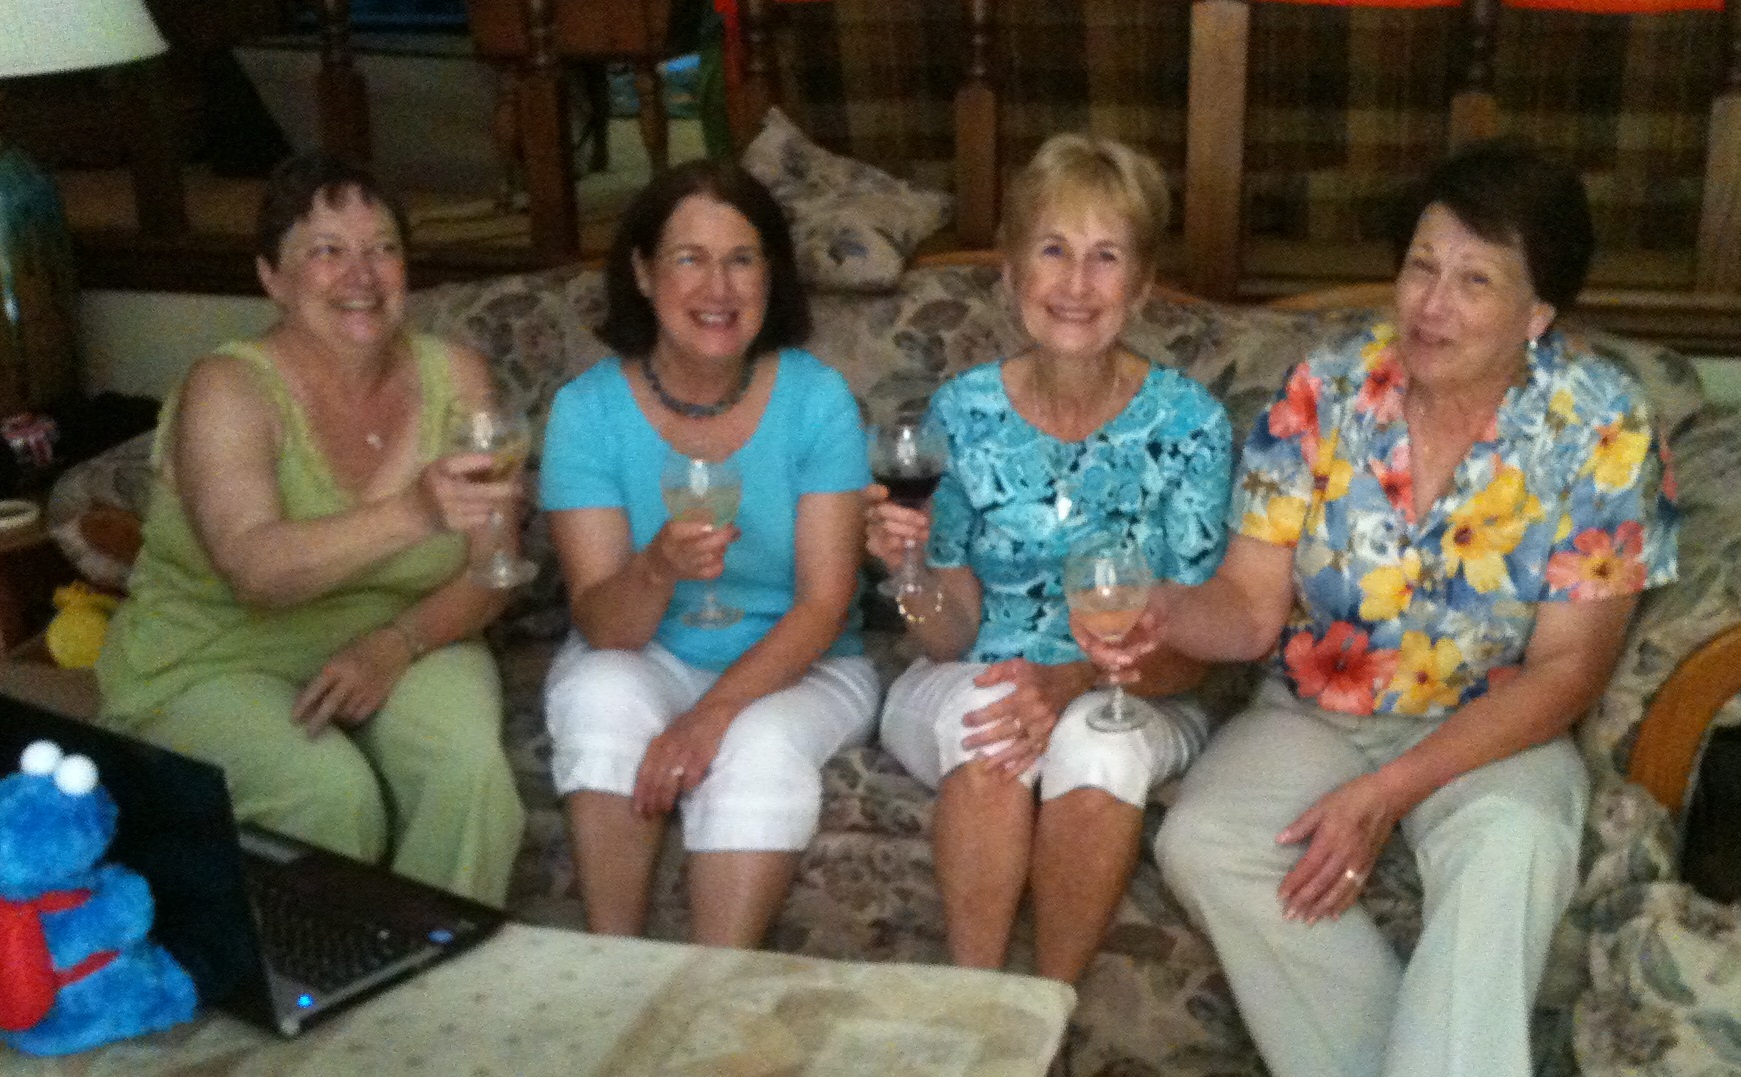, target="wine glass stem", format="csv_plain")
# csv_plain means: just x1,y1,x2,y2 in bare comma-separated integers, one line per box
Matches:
899,540,922,589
